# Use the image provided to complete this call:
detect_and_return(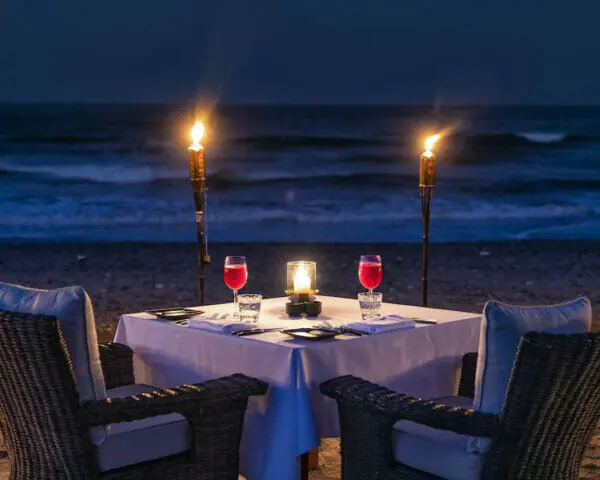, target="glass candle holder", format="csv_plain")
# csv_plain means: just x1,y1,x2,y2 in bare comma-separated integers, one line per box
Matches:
286,261,317,302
